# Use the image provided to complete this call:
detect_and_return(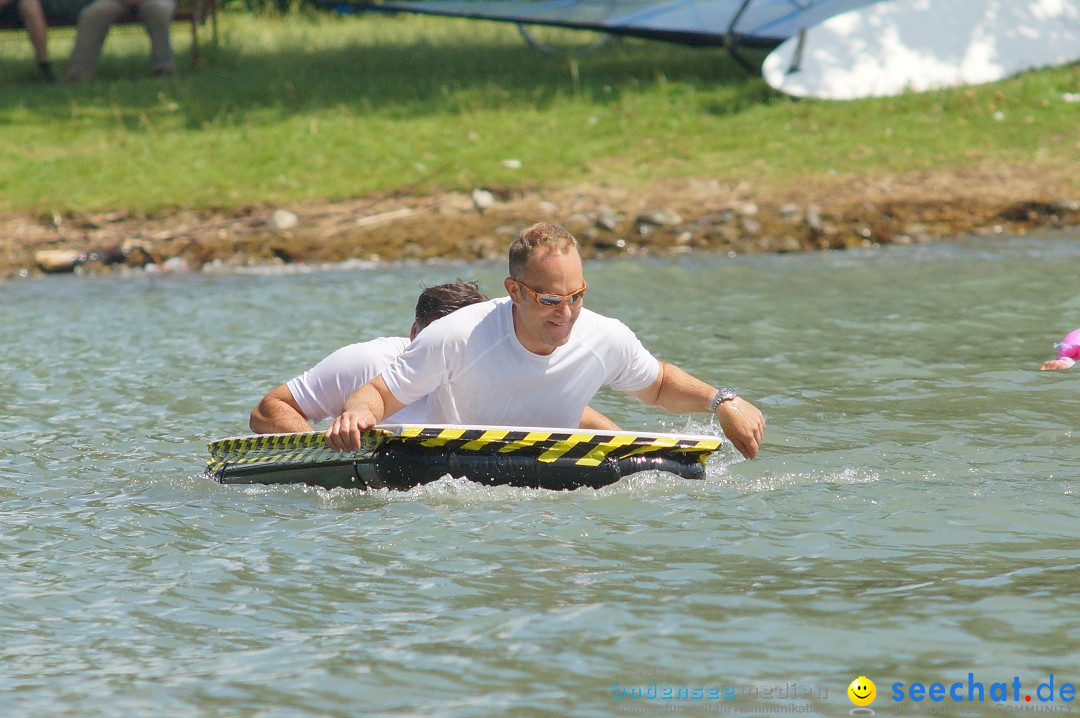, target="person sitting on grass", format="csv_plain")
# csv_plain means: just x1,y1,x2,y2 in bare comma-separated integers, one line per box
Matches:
1040,327,1080,371
65,0,175,81
0,0,54,81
